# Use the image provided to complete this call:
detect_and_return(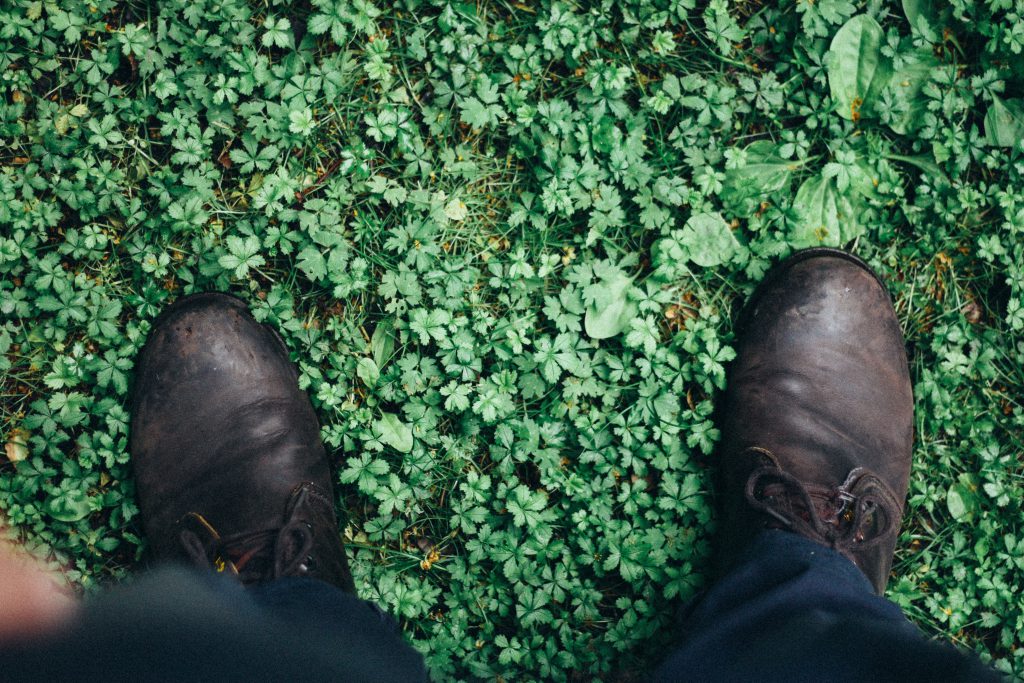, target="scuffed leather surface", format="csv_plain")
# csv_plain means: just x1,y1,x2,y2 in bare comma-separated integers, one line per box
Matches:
130,293,336,566
717,249,913,594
